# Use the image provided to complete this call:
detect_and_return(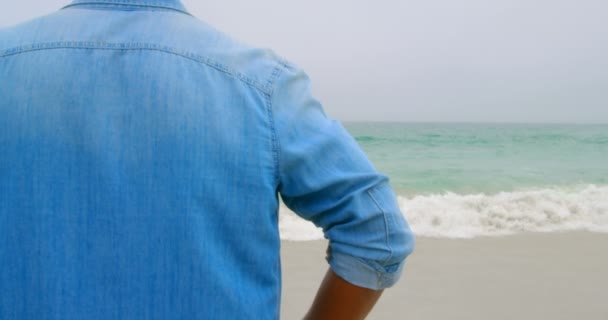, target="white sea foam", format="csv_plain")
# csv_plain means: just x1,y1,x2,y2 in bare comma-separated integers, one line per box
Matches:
278,184,608,240
278,209,324,241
